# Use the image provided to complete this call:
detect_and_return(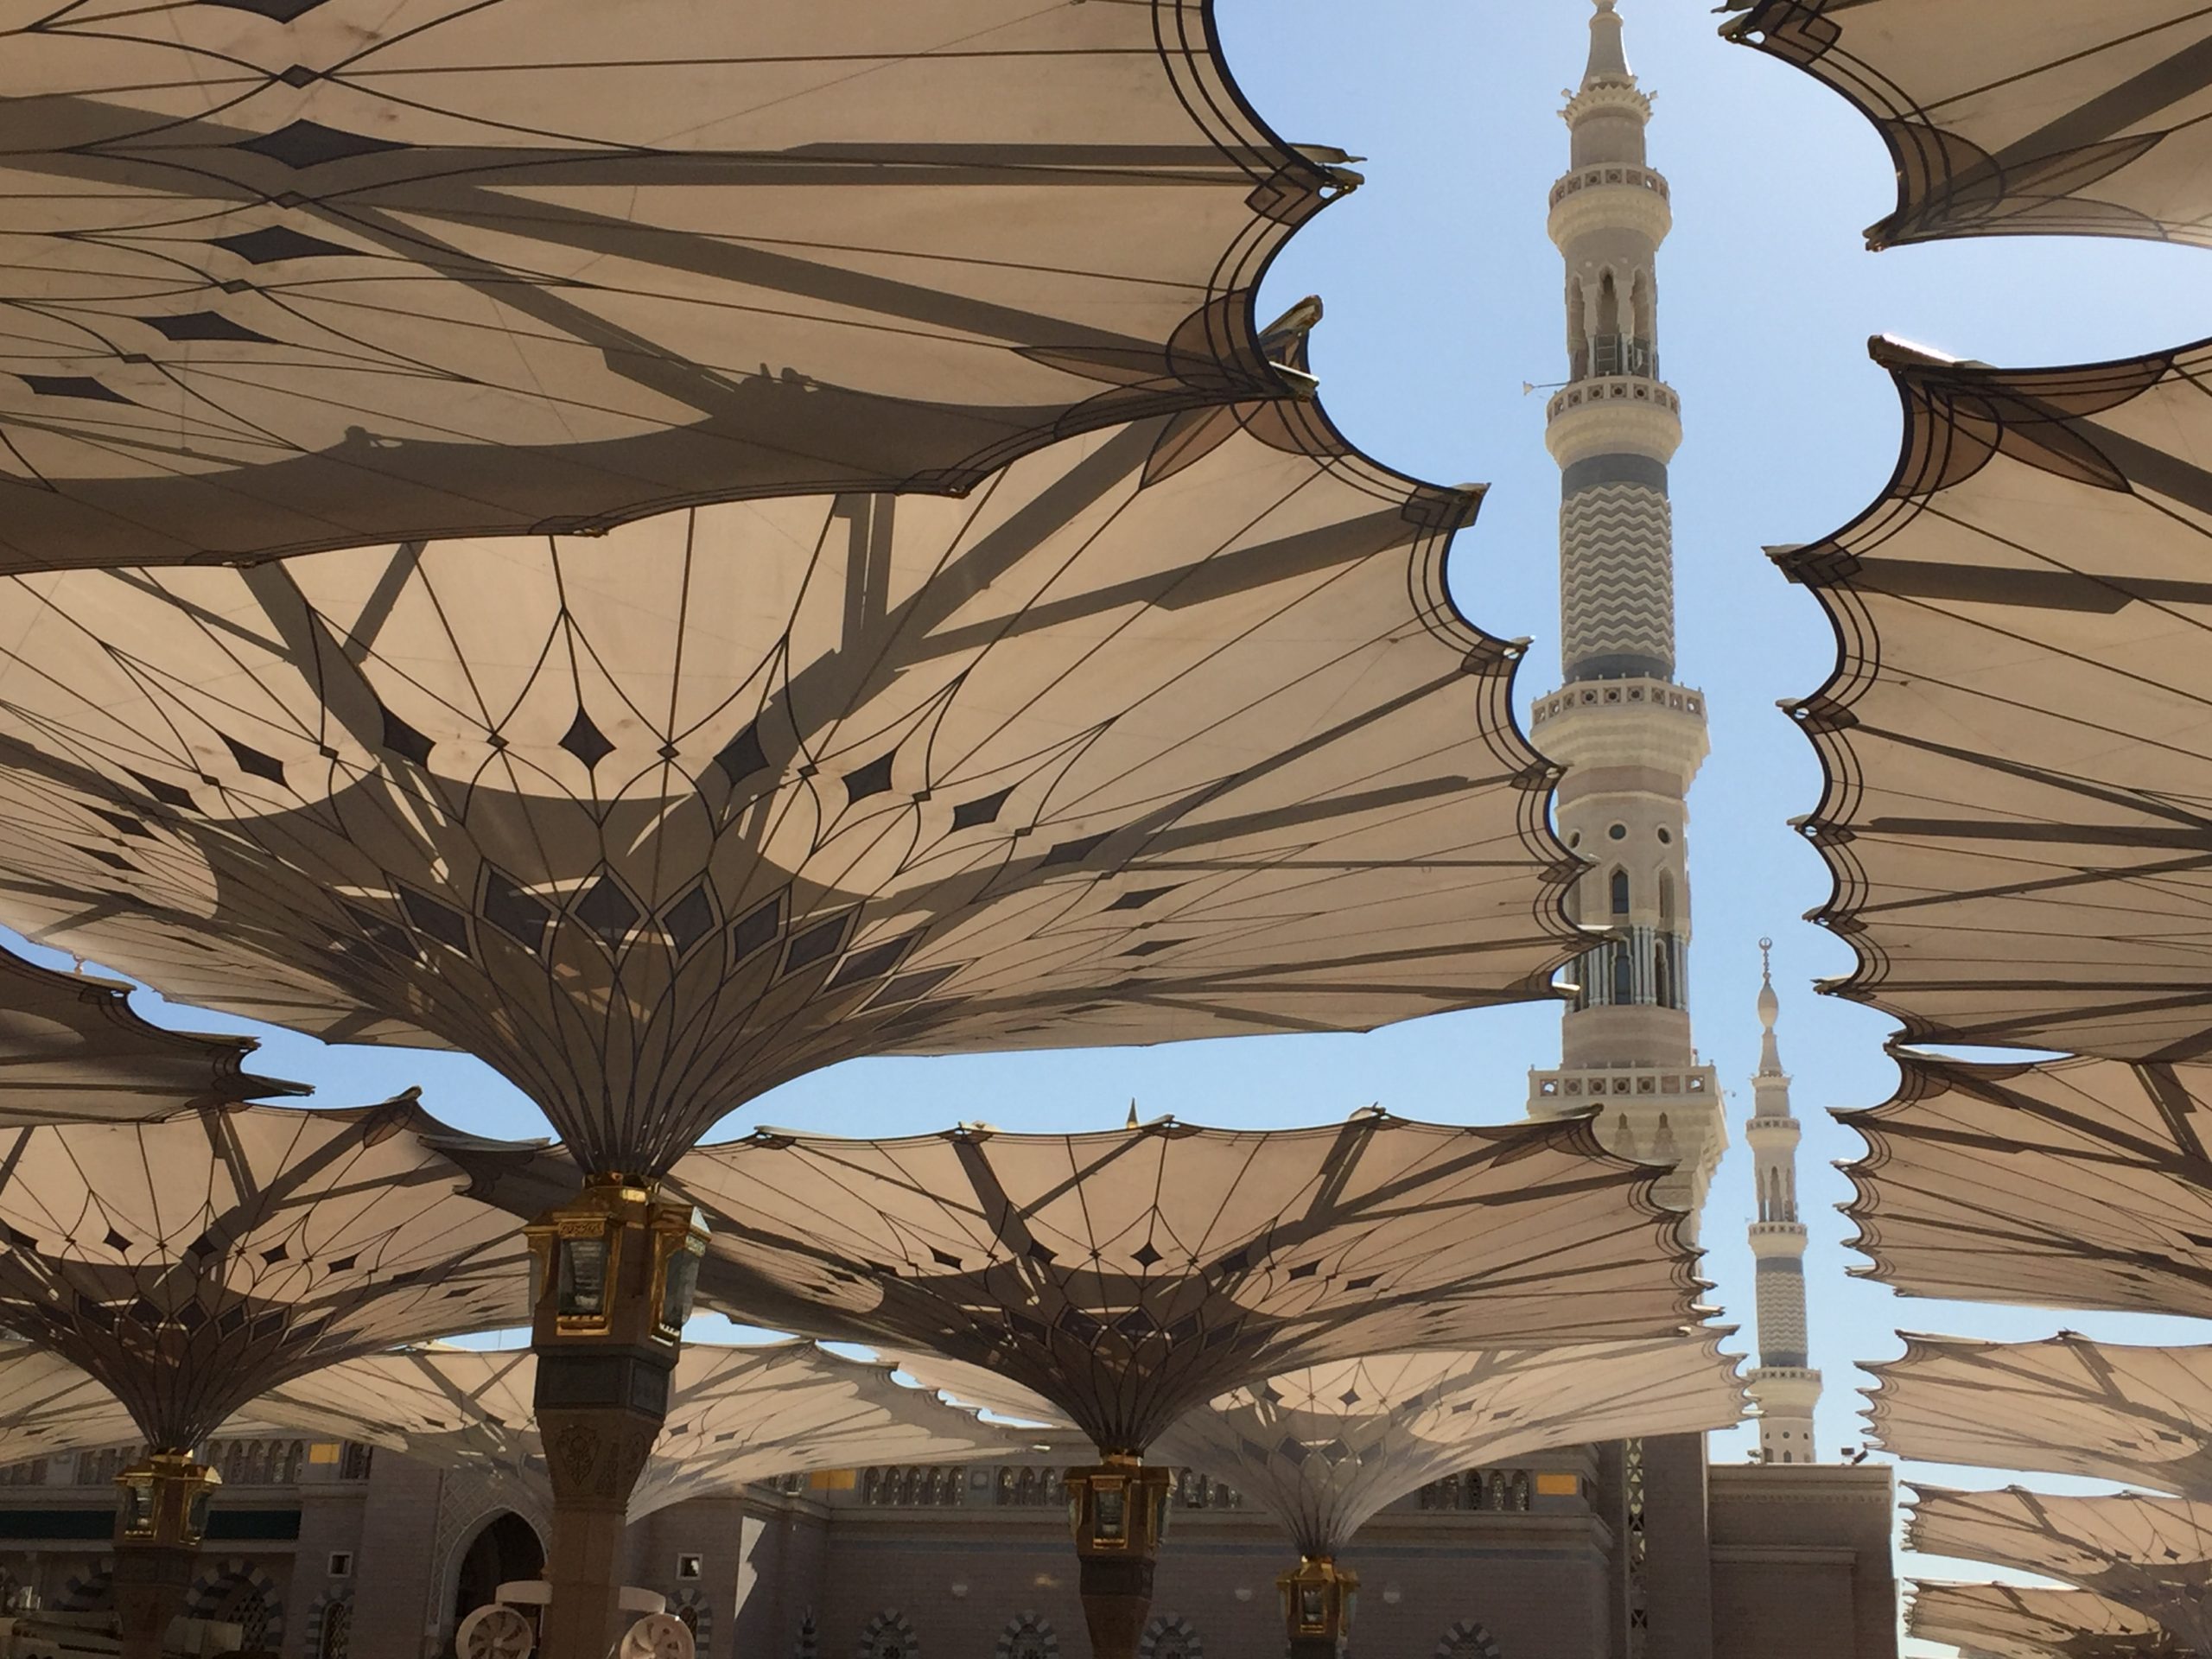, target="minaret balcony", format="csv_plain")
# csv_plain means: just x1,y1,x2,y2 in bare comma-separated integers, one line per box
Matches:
1549,166,1672,248
1544,376,1681,469
1530,677,1708,782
